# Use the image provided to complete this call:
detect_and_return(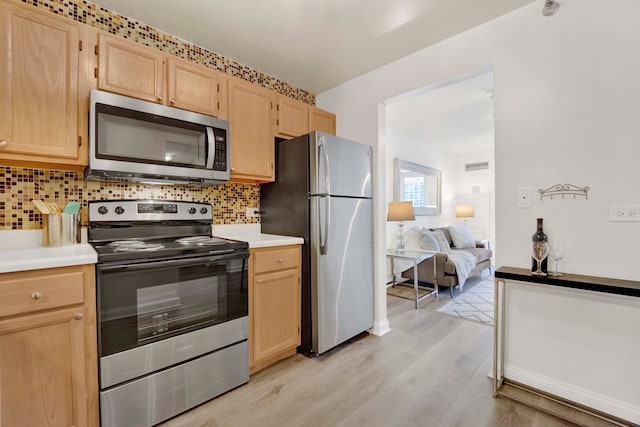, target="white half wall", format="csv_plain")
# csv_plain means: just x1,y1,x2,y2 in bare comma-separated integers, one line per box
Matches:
317,0,640,331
